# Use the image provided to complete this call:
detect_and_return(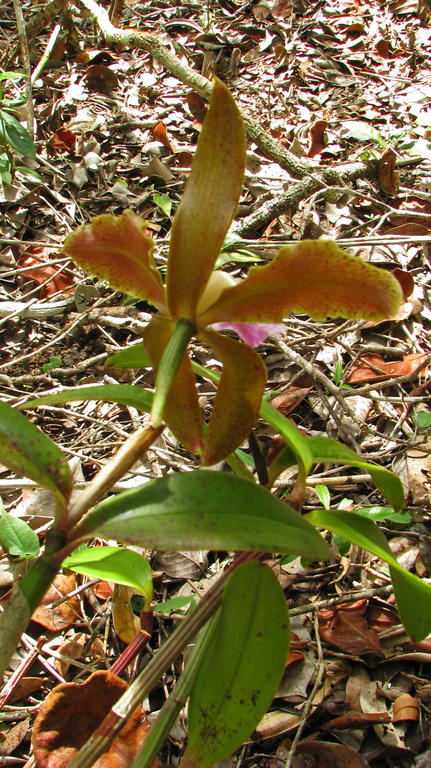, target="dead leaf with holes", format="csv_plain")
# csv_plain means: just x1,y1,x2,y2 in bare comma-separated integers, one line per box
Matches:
32,670,157,768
